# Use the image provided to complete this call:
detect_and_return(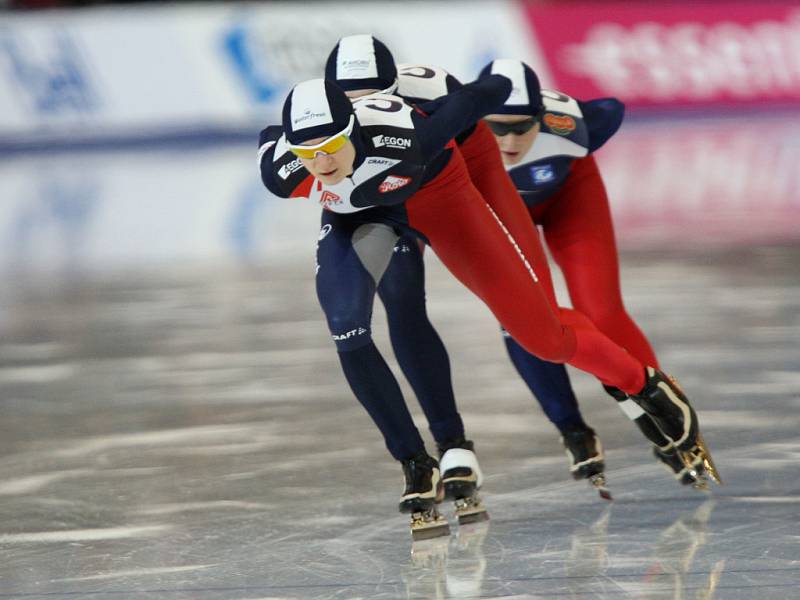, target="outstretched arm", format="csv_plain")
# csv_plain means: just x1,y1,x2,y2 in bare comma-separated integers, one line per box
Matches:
413,74,512,160
578,98,625,153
